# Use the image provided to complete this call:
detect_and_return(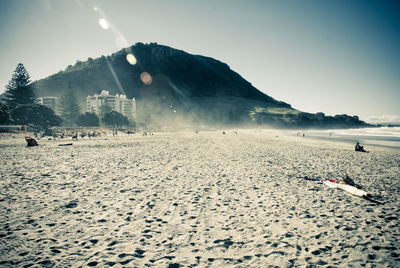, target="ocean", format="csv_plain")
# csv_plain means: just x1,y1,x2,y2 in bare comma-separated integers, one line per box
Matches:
296,127,400,149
